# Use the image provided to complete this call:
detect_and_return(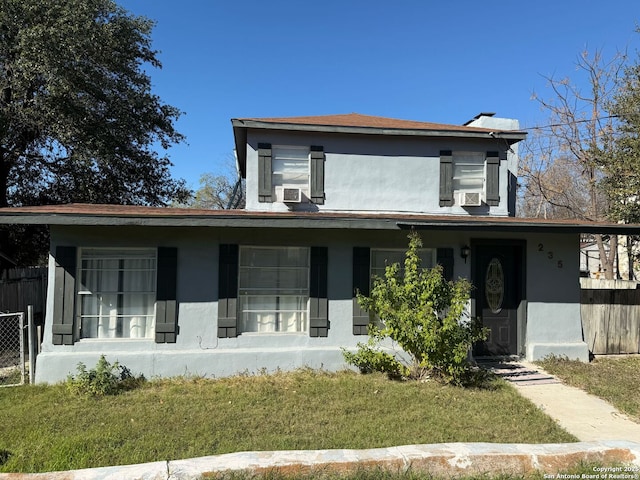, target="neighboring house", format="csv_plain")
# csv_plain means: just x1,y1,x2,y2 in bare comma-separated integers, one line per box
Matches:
0,112,638,384
580,234,639,280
